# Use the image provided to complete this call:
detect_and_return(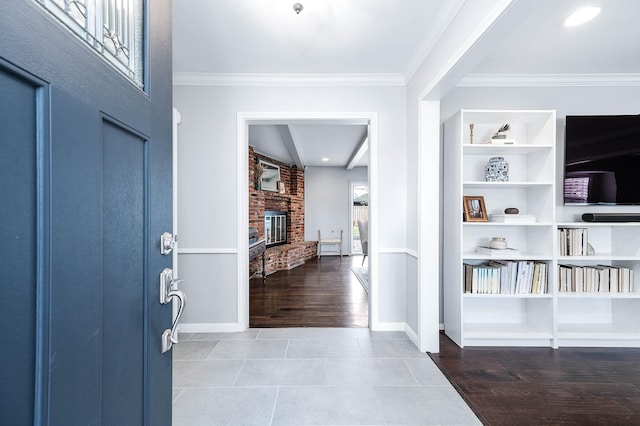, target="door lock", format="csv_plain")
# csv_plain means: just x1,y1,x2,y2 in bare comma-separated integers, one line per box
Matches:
160,232,177,255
